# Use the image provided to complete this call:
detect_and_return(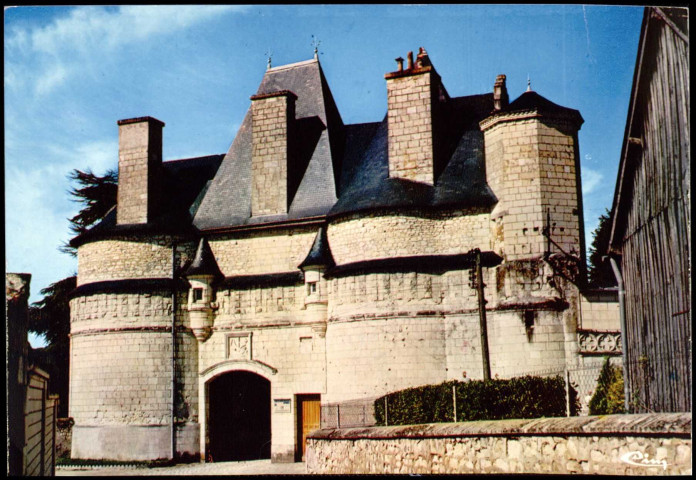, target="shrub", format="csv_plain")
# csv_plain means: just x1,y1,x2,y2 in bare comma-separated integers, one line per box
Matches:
589,357,625,415
374,375,579,426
